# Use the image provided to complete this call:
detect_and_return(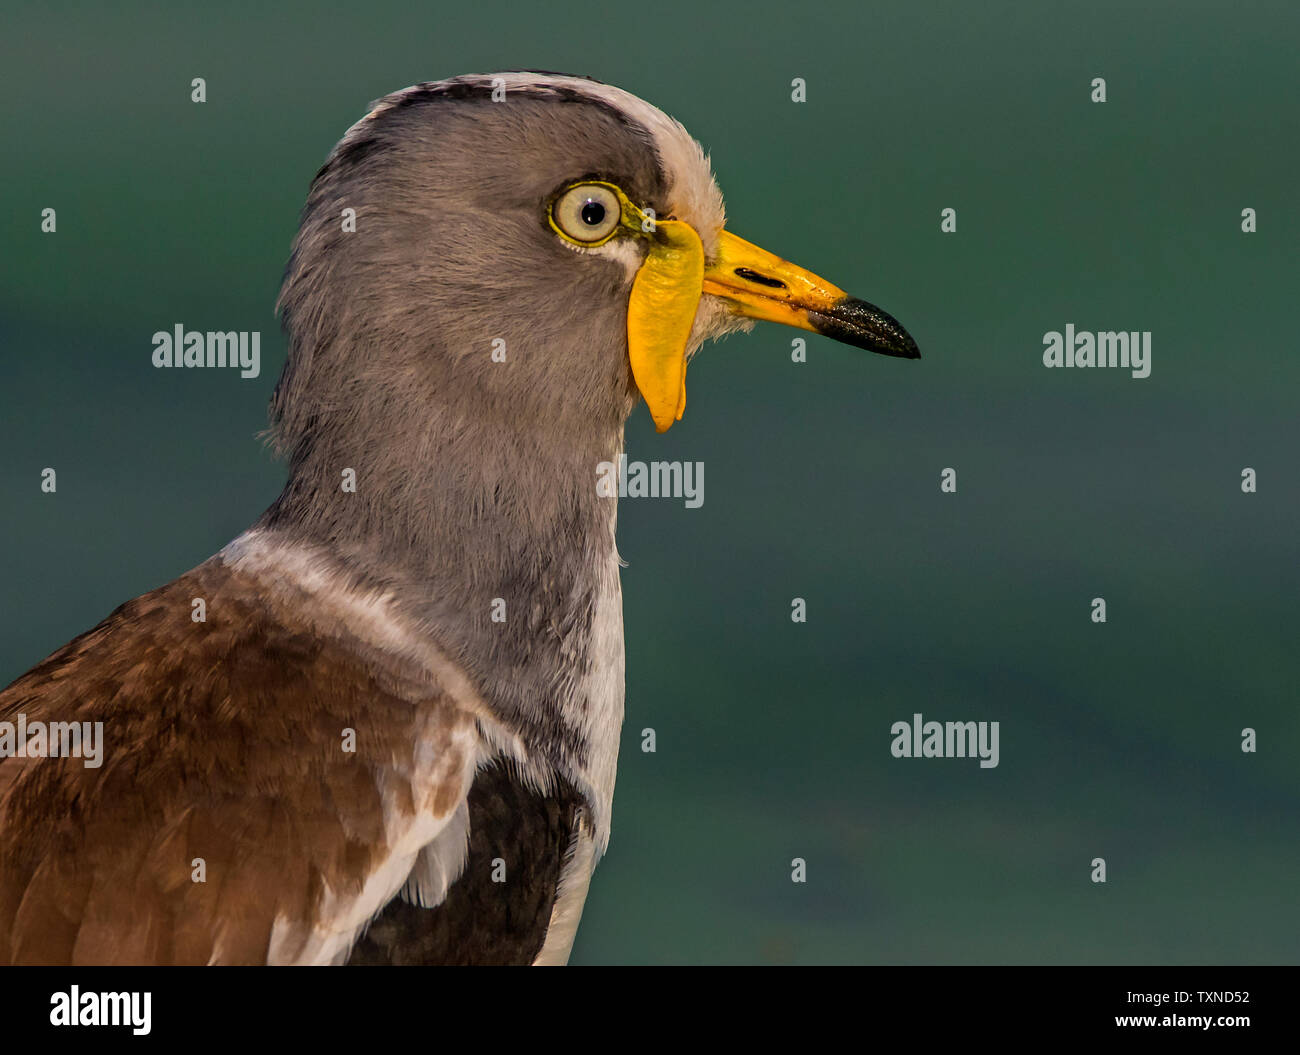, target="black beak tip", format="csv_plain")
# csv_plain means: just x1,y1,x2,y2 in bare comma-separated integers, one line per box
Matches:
810,296,920,360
